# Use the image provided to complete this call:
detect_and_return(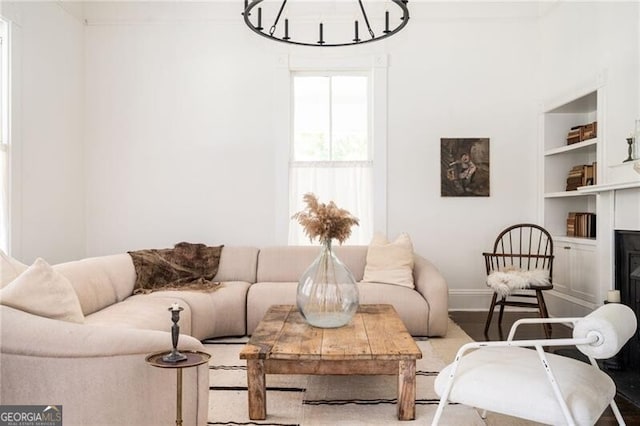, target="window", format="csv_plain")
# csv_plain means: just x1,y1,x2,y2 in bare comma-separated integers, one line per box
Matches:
0,19,9,253
288,73,374,245
274,55,388,245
